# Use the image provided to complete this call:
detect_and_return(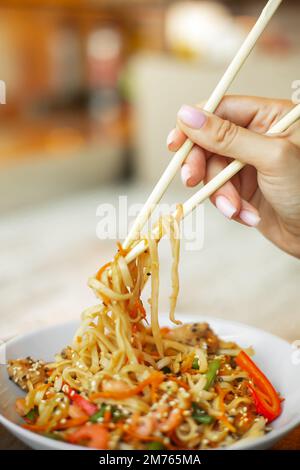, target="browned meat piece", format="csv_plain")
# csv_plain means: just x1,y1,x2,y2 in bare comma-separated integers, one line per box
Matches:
7,357,47,391
166,322,219,354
